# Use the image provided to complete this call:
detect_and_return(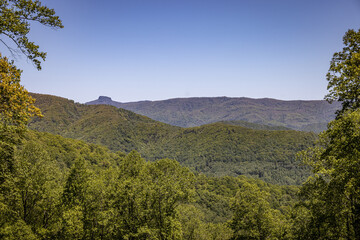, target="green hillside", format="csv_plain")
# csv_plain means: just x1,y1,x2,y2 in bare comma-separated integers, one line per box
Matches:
86,96,340,132
217,120,292,130
29,93,316,185
30,93,180,153
2,128,300,239
142,123,315,185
